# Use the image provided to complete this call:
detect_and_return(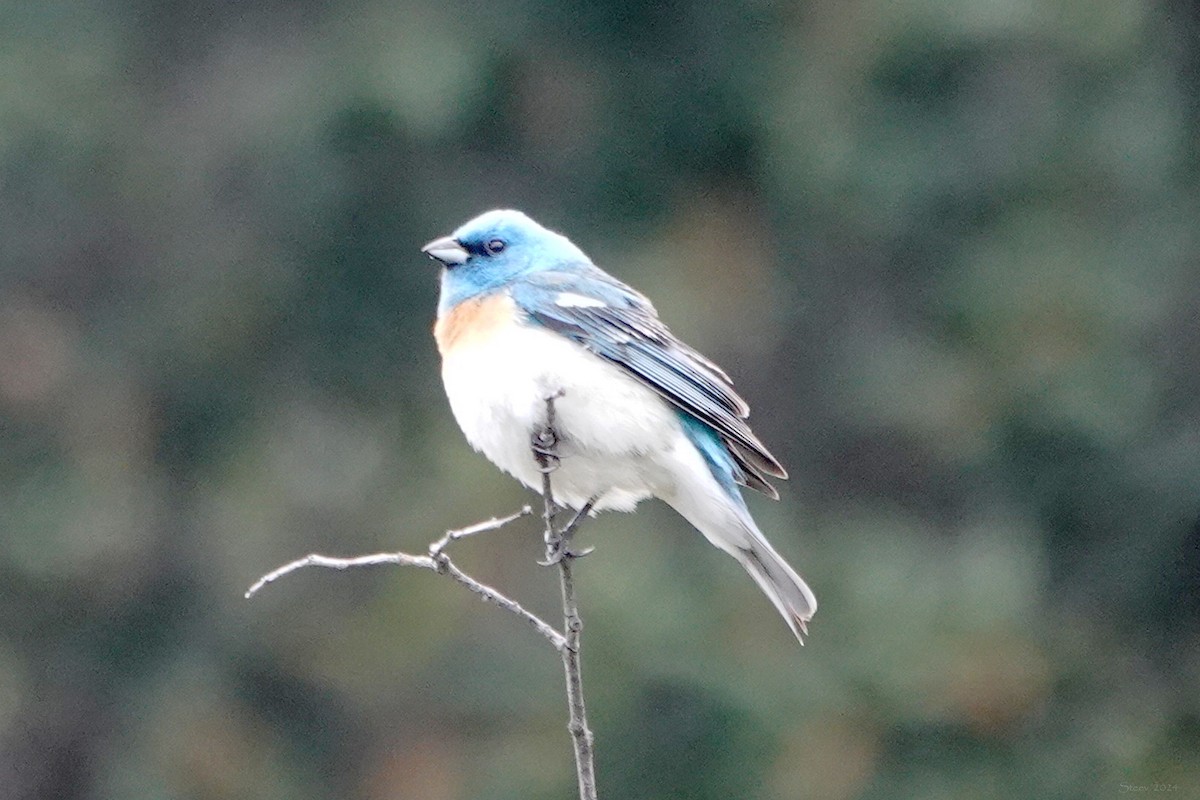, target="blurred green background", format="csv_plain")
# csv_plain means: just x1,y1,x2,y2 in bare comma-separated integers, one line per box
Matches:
2,0,1198,798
